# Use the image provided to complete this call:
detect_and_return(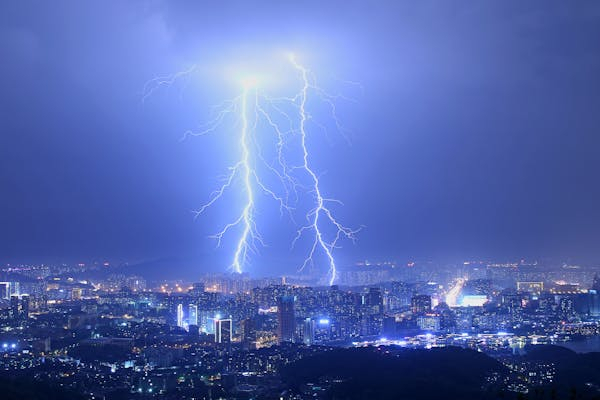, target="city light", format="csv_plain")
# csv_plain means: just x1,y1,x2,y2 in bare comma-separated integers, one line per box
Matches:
2,3,598,399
